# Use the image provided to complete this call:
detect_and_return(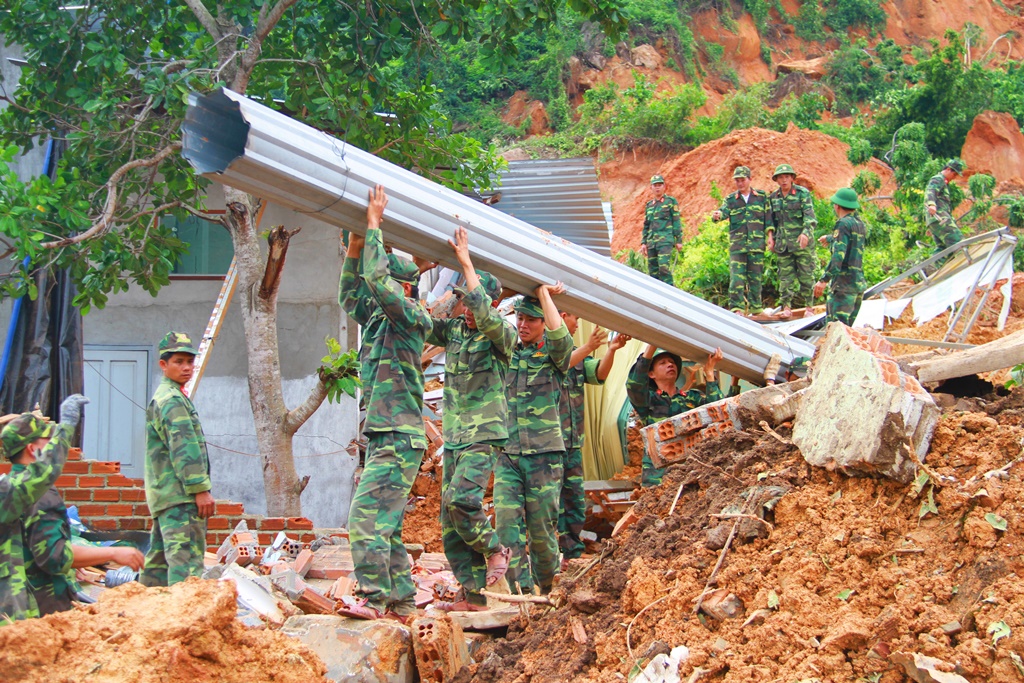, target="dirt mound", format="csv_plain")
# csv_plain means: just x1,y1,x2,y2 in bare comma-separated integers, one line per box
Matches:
503,91,553,138
961,111,1024,190
0,578,327,683
883,0,1024,61
606,125,895,253
461,386,1024,683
